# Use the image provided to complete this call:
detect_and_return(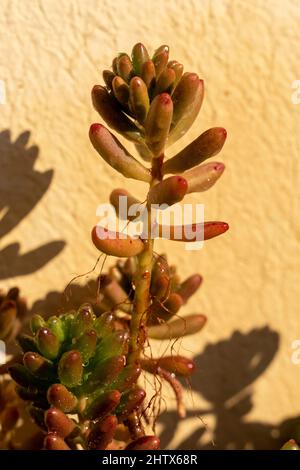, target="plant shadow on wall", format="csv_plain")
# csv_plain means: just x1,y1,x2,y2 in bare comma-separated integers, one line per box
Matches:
159,327,300,450
0,129,65,280
30,278,100,318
